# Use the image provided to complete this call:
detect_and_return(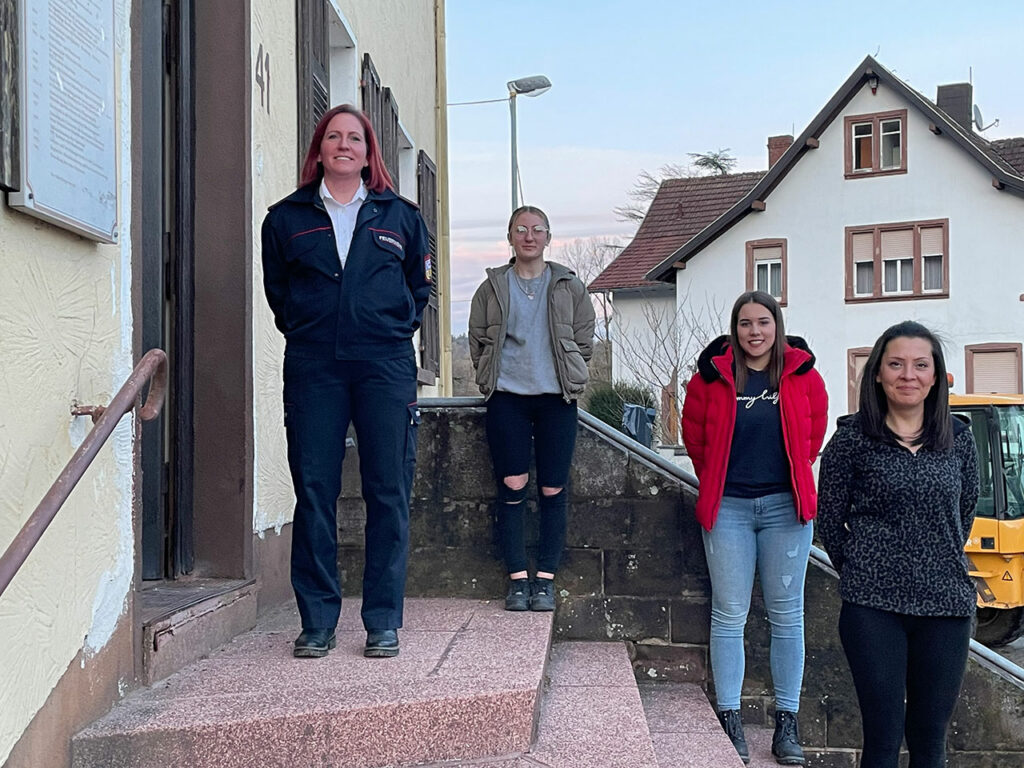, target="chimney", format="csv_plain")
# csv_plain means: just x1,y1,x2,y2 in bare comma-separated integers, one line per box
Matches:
767,135,793,167
936,83,973,133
